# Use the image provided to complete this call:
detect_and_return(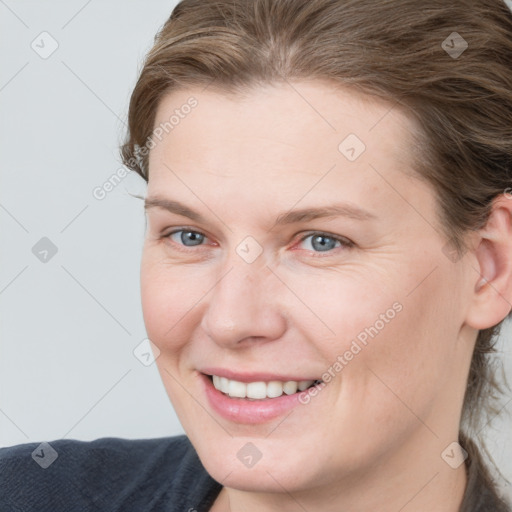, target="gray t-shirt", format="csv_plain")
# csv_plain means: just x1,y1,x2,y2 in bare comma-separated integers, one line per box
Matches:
0,434,509,511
